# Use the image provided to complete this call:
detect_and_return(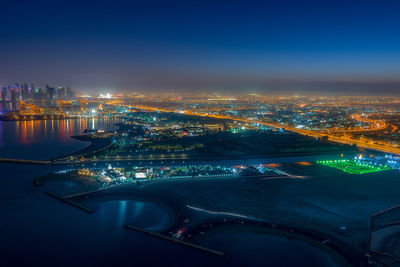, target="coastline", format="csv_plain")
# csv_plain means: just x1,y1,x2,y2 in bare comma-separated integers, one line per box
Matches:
56,181,364,266
190,223,354,266
67,185,182,234
188,218,358,266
